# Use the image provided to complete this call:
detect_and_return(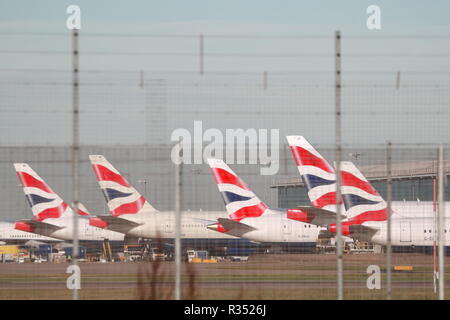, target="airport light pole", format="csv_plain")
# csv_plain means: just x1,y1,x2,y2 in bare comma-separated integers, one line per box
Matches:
174,142,183,300
433,174,438,294
71,28,80,300
386,141,392,300
438,144,445,300
334,30,344,300
138,179,148,200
